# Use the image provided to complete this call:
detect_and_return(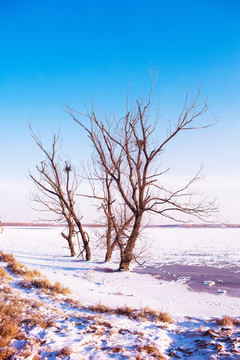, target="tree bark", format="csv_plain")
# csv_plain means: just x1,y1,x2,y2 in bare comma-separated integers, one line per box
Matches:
61,227,76,257
104,240,118,262
76,220,91,260
119,214,142,271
